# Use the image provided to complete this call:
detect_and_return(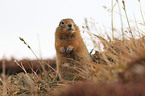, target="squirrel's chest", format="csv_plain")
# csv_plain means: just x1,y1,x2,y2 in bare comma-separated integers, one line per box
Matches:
59,34,76,42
